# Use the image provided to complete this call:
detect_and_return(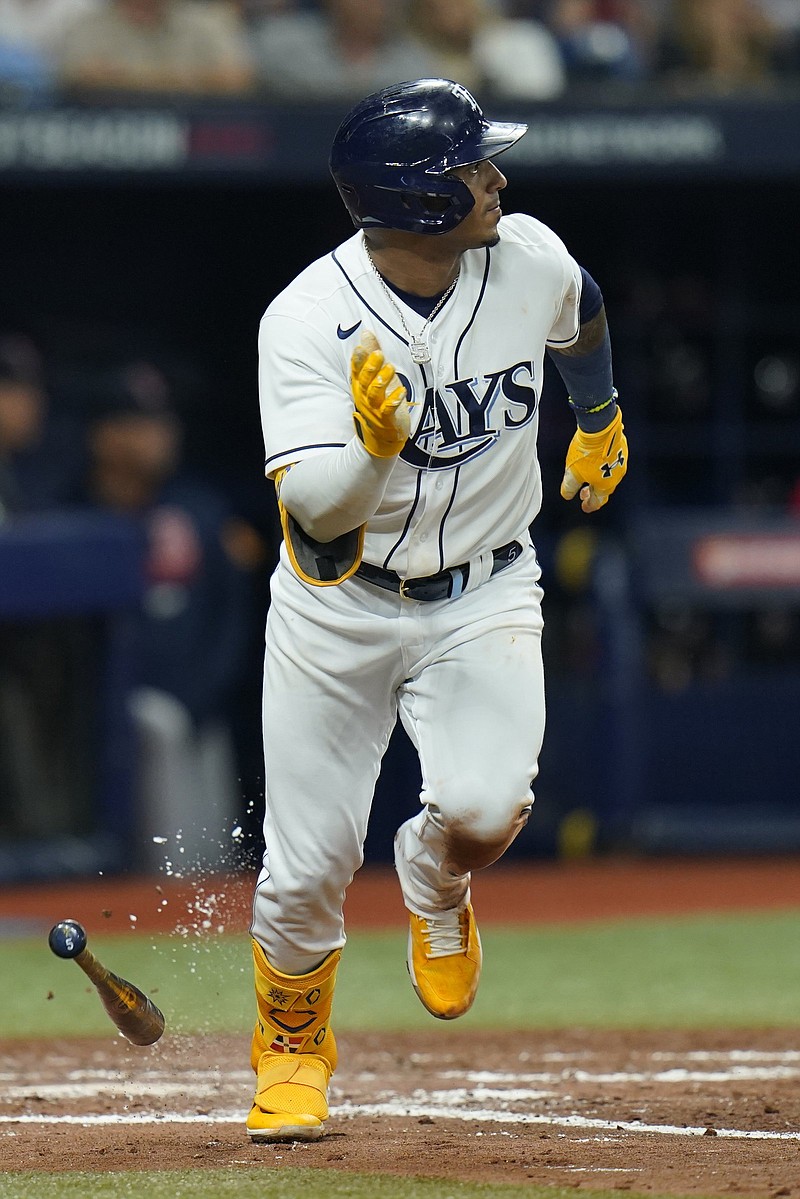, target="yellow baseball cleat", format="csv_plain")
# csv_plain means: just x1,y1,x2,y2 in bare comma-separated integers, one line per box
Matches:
246,1054,330,1141
247,943,340,1142
407,903,482,1020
